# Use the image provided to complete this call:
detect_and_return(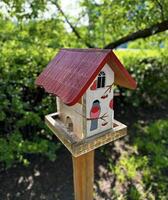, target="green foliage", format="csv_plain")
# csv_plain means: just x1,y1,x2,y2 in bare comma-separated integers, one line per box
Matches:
134,120,168,199
115,49,168,106
0,131,60,168
0,0,47,20
78,0,168,48
127,185,141,200
108,119,168,199
1,0,168,48
113,154,148,183
0,18,66,167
